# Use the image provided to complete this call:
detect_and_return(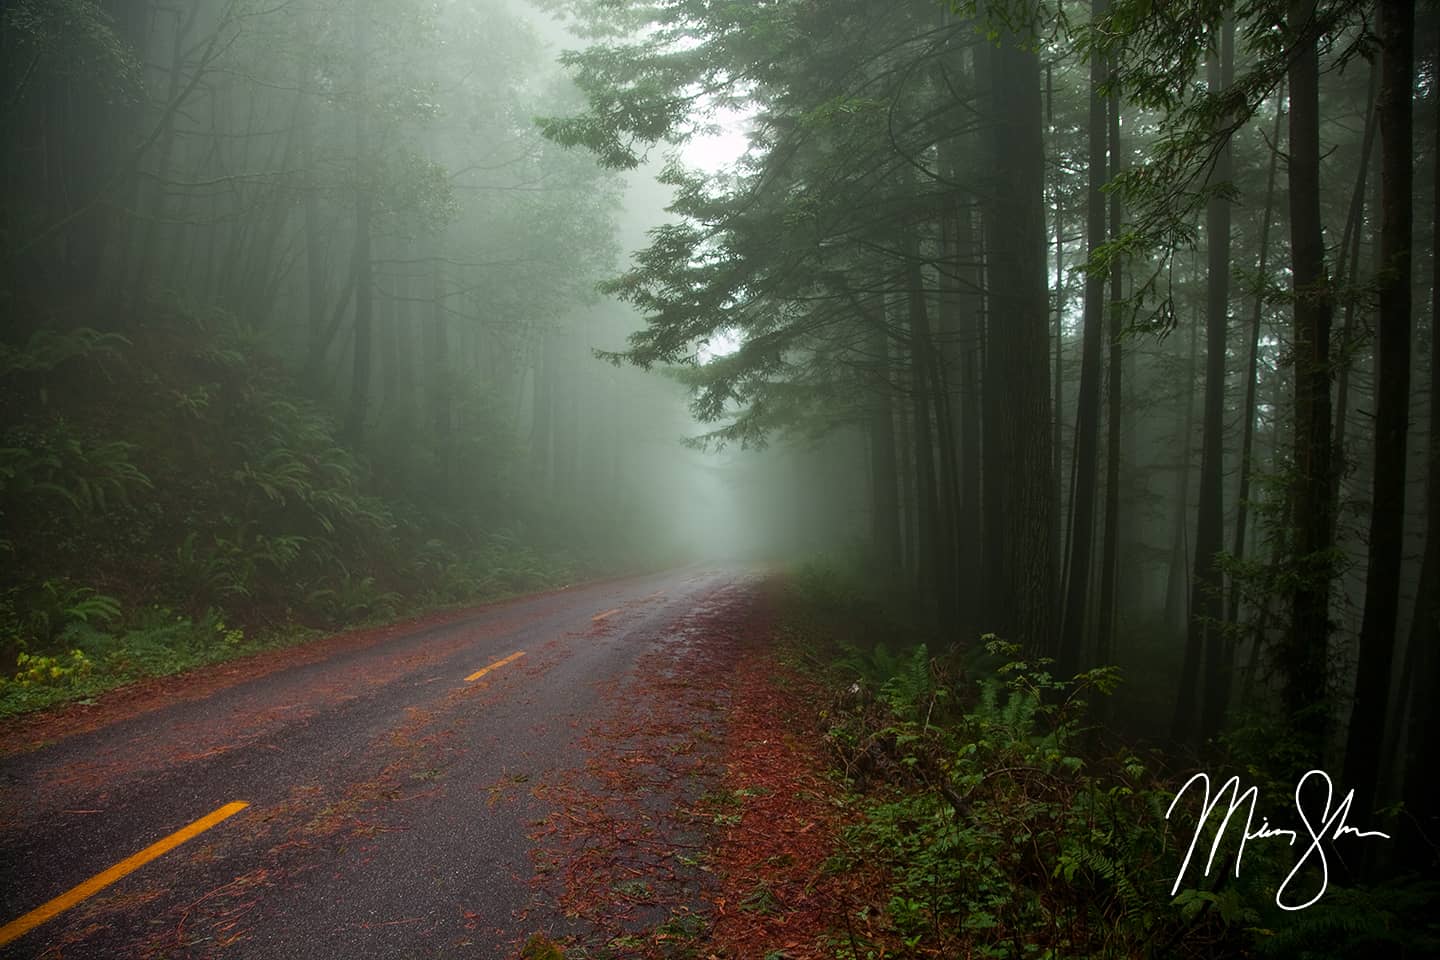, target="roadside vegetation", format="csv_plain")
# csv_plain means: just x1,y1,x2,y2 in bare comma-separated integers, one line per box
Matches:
780,559,1440,960
542,0,1440,933
499,561,1439,959
0,314,664,718
1,0,713,720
